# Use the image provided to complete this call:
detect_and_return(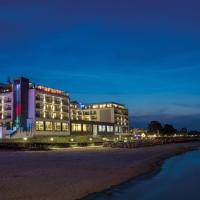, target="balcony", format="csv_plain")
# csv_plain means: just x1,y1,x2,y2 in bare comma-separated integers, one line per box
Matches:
5,106,12,111
62,116,69,120
35,112,43,118
36,94,44,100
62,100,69,105
4,99,12,103
36,103,43,109
46,99,53,103
54,99,61,104
62,108,69,112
